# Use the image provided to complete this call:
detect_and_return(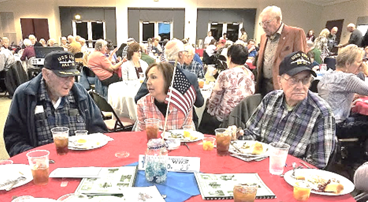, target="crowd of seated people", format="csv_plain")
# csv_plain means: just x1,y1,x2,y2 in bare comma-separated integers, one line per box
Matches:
5,4,368,196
